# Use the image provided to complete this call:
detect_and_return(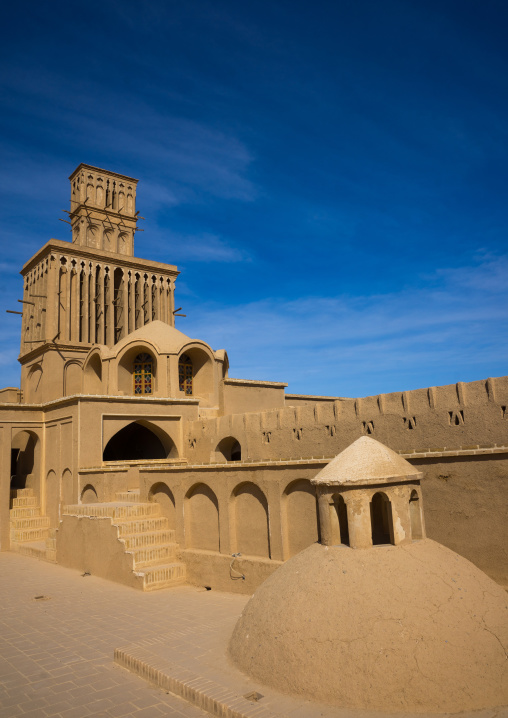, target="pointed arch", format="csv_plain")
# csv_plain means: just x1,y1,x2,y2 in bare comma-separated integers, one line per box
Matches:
184,483,220,551
370,492,394,545
103,421,176,461
231,482,270,558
